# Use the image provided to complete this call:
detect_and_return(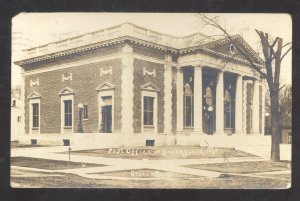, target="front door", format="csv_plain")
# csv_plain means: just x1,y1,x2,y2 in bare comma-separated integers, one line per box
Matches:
203,111,214,134
100,105,112,133
202,71,217,134
203,86,215,134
